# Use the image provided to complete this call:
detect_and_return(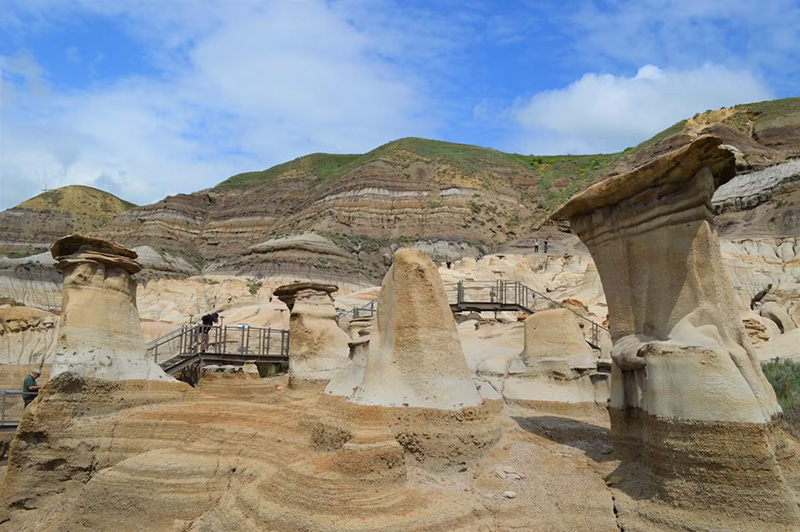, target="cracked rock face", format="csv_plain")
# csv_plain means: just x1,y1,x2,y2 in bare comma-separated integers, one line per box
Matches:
50,234,172,381
349,248,483,409
553,136,800,529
